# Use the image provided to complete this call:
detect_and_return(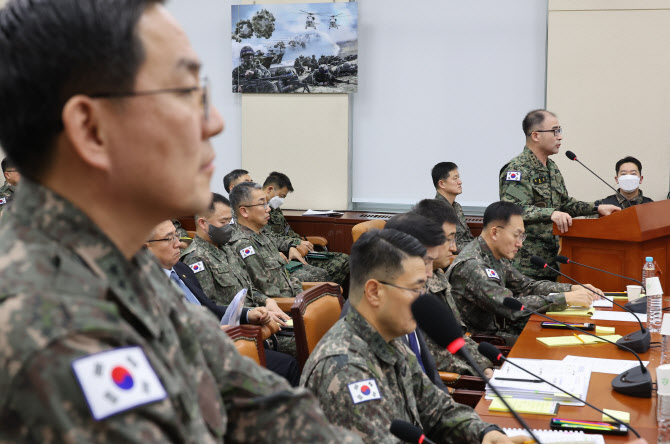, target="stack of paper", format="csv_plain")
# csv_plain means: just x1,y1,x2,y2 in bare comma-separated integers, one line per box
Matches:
486,359,591,408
